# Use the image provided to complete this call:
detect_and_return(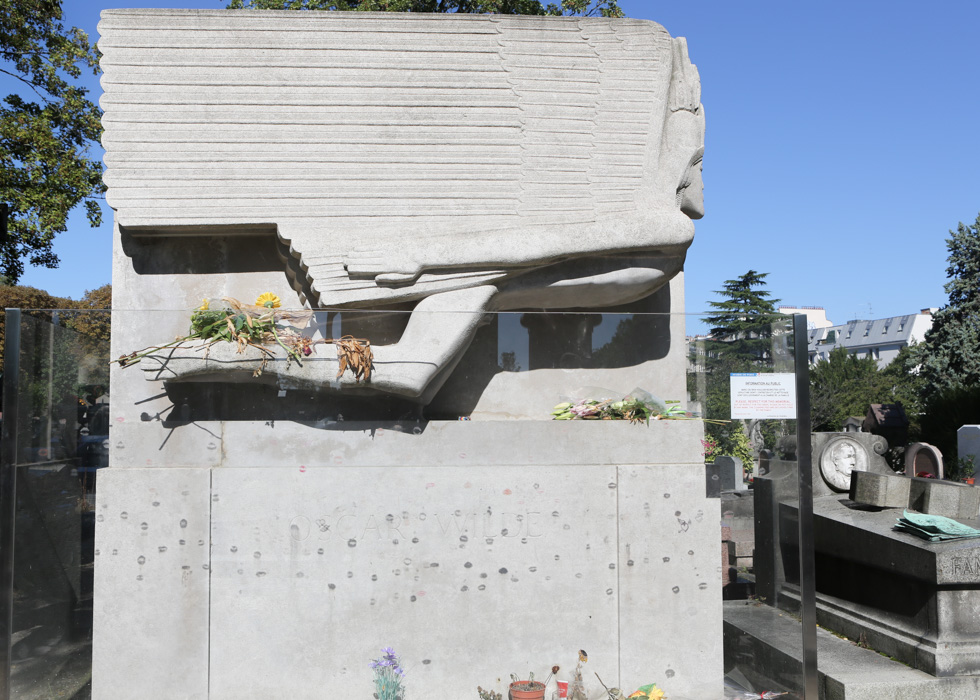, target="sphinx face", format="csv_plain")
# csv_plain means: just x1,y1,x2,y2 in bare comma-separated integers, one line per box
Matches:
660,106,706,221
